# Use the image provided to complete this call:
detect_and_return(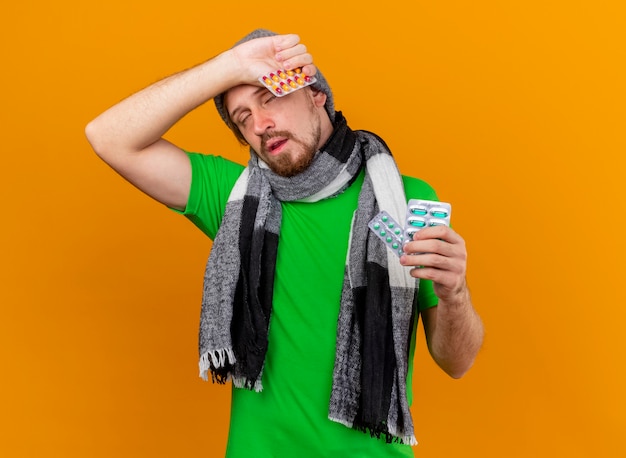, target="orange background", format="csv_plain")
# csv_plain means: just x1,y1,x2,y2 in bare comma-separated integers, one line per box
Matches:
2,1,625,456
